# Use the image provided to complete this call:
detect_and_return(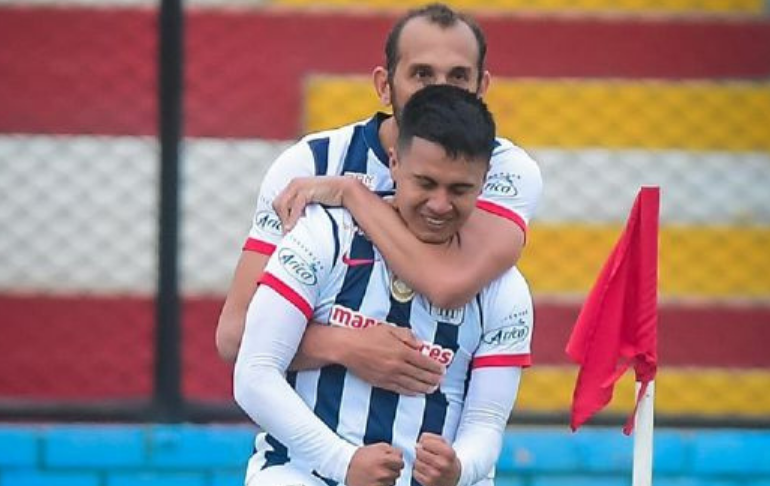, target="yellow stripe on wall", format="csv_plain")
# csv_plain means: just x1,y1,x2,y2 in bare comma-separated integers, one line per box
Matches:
489,80,770,150
305,77,770,150
523,224,770,297
275,0,764,15
518,366,770,417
